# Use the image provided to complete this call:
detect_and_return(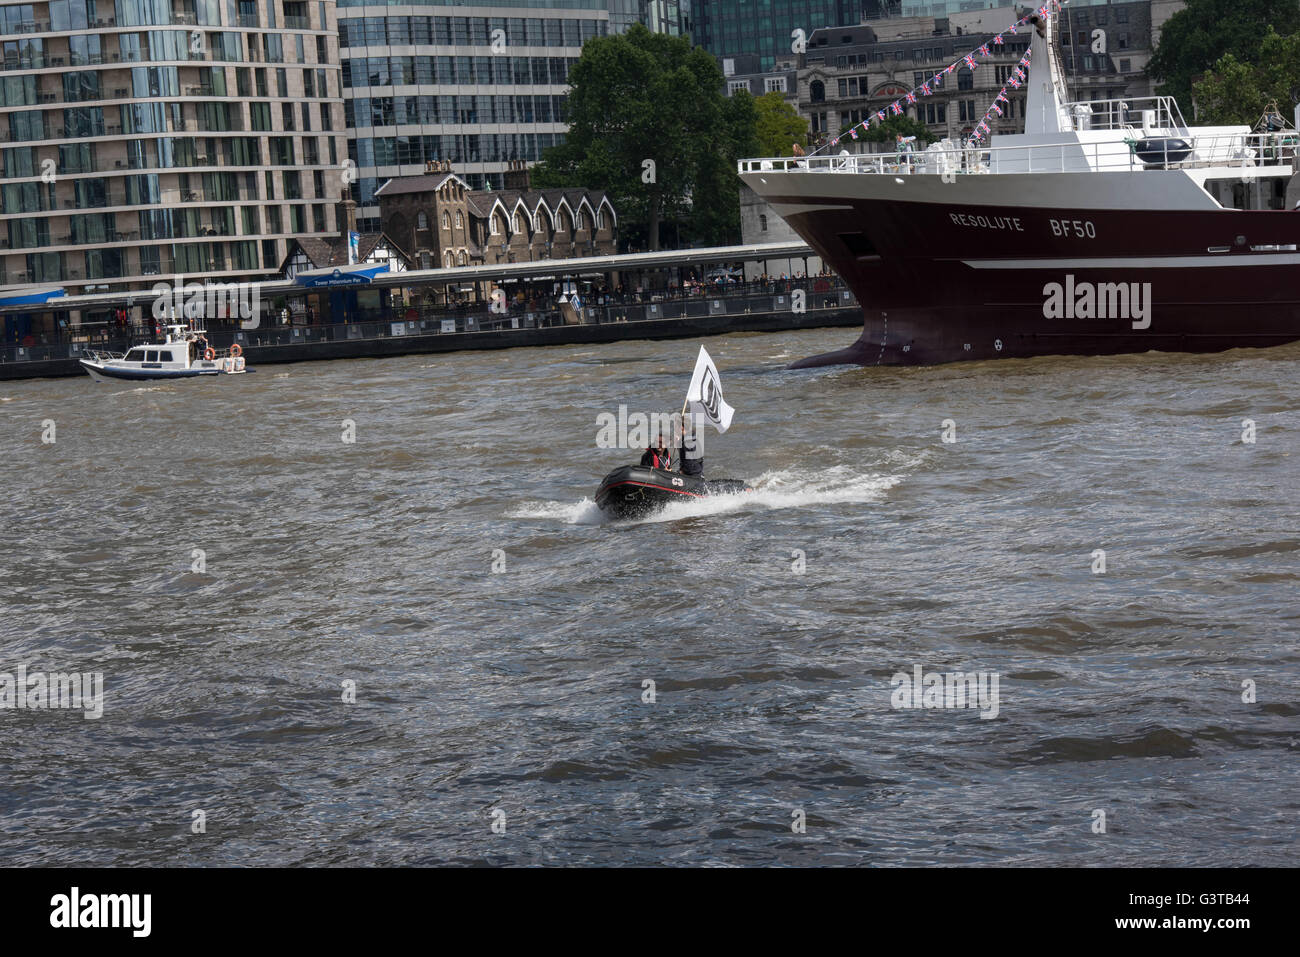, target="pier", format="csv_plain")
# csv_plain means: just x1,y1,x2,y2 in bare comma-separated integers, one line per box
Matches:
0,243,859,380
